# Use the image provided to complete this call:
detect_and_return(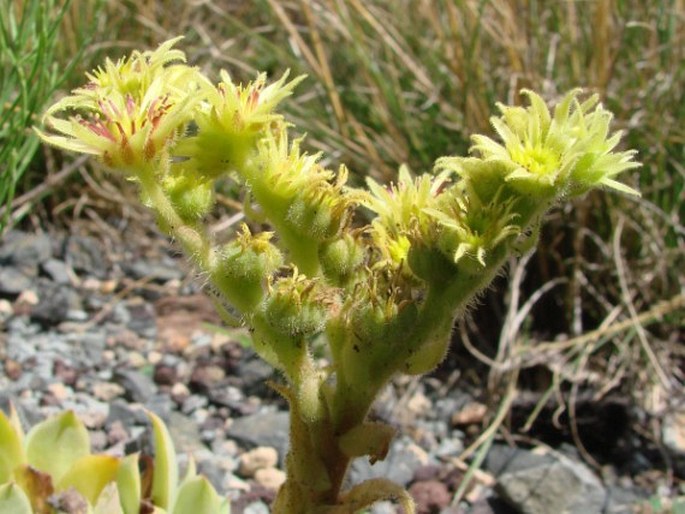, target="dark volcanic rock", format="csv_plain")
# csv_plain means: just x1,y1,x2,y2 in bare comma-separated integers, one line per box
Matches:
0,231,52,272
226,410,290,461
485,445,606,514
113,369,157,403
64,235,107,278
